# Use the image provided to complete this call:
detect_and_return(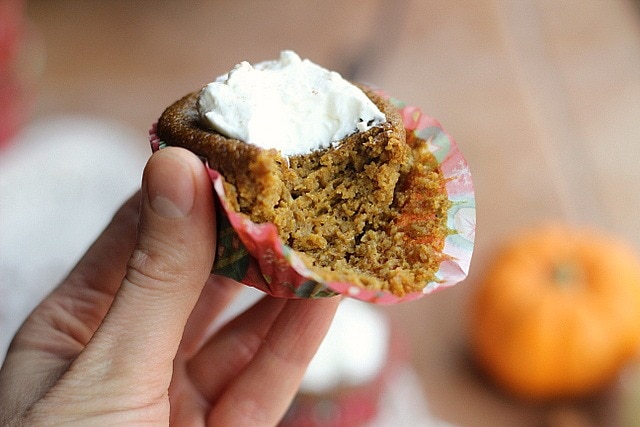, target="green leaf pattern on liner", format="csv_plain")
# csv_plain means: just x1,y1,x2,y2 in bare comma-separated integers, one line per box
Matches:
291,280,339,298
212,203,250,282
